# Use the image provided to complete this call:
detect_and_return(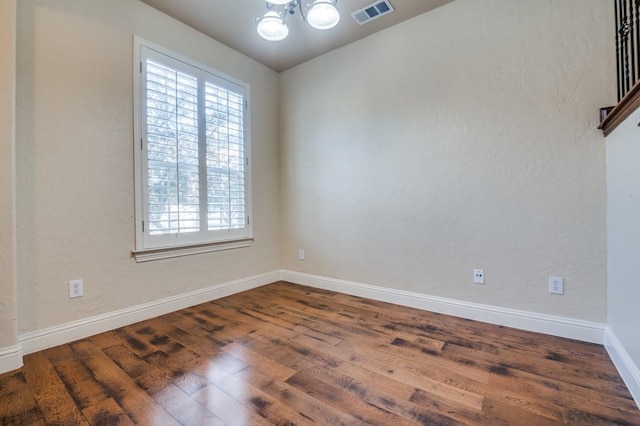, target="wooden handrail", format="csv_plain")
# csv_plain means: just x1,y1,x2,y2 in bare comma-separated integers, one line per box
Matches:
599,79,640,136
